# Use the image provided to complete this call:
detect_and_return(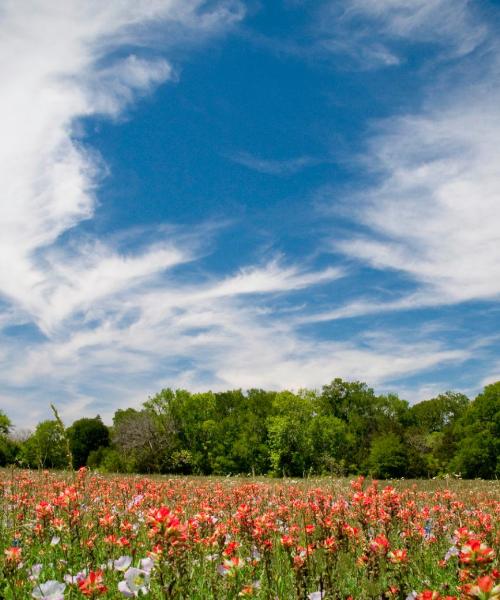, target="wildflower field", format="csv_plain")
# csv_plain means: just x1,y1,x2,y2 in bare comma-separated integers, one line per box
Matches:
0,469,498,599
